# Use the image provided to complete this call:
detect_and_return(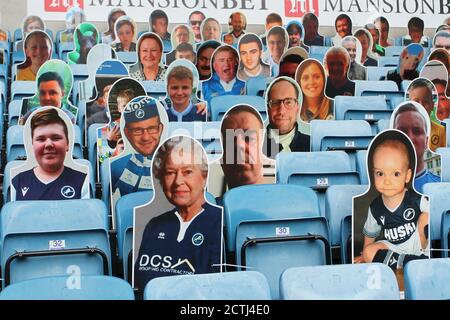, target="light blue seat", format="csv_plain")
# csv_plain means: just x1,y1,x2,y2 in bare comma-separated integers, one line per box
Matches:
362,91,405,110
10,81,35,101
144,271,271,300
441,210,450,258
309,53,324,63
404,258,450,300
423,182,450,241
87,123,105,181
7,100,22,126
280,263,400,300
210,95,266,122
376,119,390,133
12,51,25,65
100,158,111,210
117,51,137,65
355,150,368,185
0,275,134,300
6,125,26,162
378,56,399,67
310,46,330,55
444,120,450,147
401,80,411,92
310,120,373,153
325,185,368,246
162,39,172,53
246,76,271,96
77,100,86,138
59,41,75,62
436,148,450,182
72,124,84,159
366,66,396,81
223,184,329,299
354,80,399,96
1,199,111,287
385,46,404,57
141,80,166,100
340,215,352,264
